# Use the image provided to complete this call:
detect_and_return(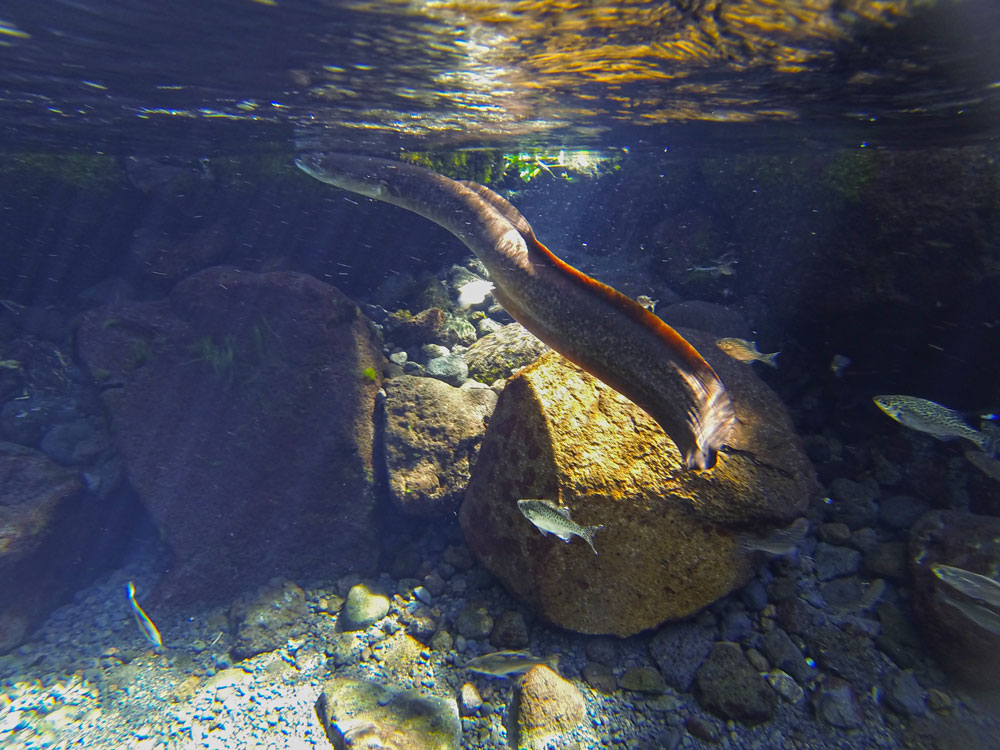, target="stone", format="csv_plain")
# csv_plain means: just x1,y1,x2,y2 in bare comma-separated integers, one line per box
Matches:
229,580,309,661
425,355,468,387
765,669,804,704
649,619,716,692
908,510,1000,688
463,323,549,385
514,665,586,750
459,683,482,716
760,628,817,684
825,477,879,529
620,666,666,694
812,677,864,728
490,610,529,648
341,584,390,631
76,267,383,602
883,669,927,717
582,662,618,693
460,329,817,635
315,677,460,750
382,375,496,516
813,542,862,581
454,603,493,639
695,642,778,724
